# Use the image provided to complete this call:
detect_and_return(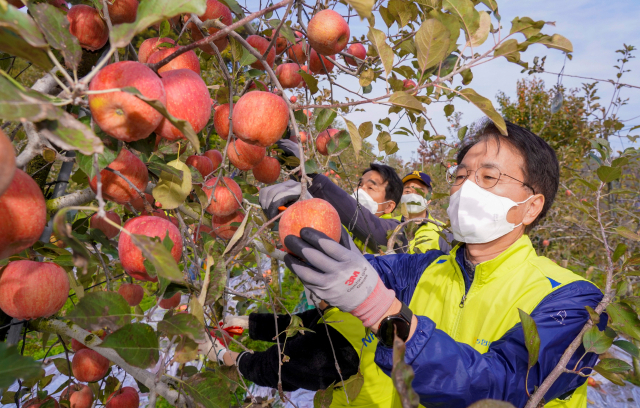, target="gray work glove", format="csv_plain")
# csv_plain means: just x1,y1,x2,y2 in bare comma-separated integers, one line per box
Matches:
284,227,396,327
258,179,311,220
276,139,301,159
